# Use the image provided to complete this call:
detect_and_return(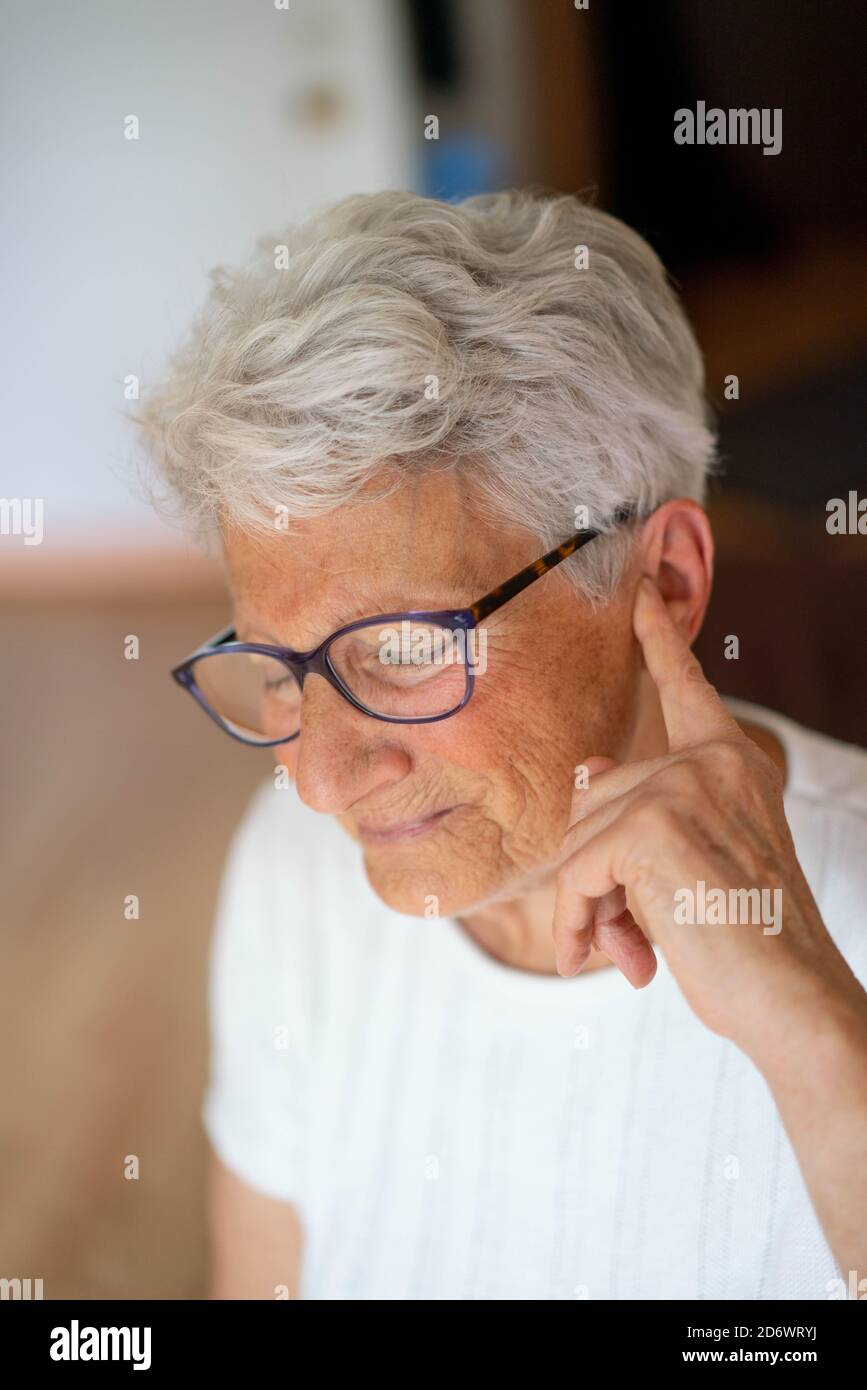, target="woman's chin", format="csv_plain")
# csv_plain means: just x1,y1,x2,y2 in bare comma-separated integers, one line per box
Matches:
361,848,476,920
